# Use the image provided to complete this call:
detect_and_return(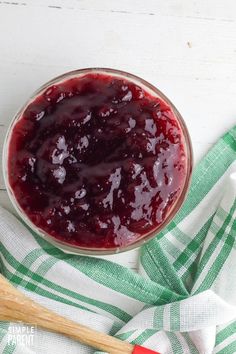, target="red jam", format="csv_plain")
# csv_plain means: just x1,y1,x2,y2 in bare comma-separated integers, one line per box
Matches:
8,73,187,249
